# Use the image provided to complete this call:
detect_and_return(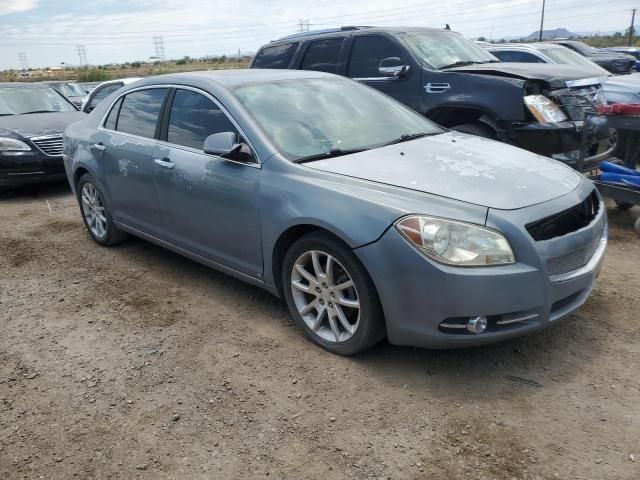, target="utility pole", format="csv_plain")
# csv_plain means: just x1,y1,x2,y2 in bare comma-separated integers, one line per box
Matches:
629,8,637,46
76,45,88,67
538,0,546,42
153,36,166,61
19,52,28,70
